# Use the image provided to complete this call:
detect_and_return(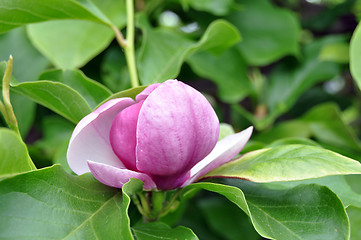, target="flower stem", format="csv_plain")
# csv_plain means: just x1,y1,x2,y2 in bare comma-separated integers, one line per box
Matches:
111,0,139,88
1,55,21,136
